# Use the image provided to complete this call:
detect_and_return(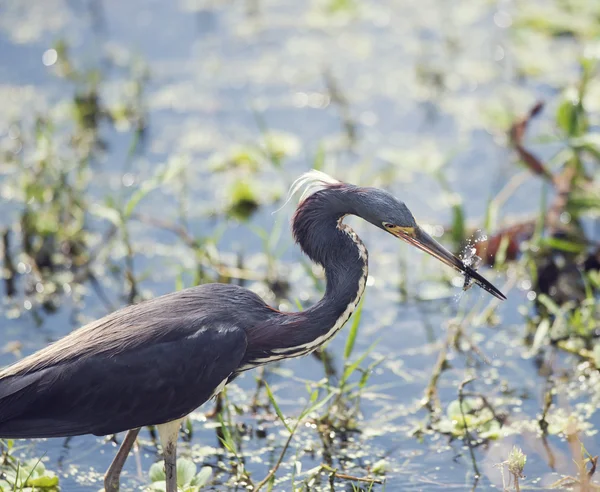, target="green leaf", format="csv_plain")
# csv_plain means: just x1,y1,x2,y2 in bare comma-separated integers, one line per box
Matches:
556,93,587,138
27,474,59,487
298,391,335,420
191,466,213,488
159,155,189,184
342,338,380,384
90,204,122,226
149,462,166,482
358,357,383,390
593,345,600,369
149,482,167,491
508,446,527,475
227,180,260,221
217,414,237,455
568,192,600,212
209,146,262,172
371,459,387,475
447,398,475,419
484,198,497,232
313,143,326,170
328,0,356,14
451,204,465,249
344,295,364,360
218,436,236,455
177,458,197,486
27,458,48,478
588,270,600,290
480,420,502,440
557,99,575,135
265,383,291,433
570,133,600,161
261,131,301,166
537,294,561,316
493,234,511,268
531,319,550,354
541,236,586,254
20,457,46,488
446,399,461,419
309,389,319,403
175,272,184,292
3,468,18,484
124,181,157,219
